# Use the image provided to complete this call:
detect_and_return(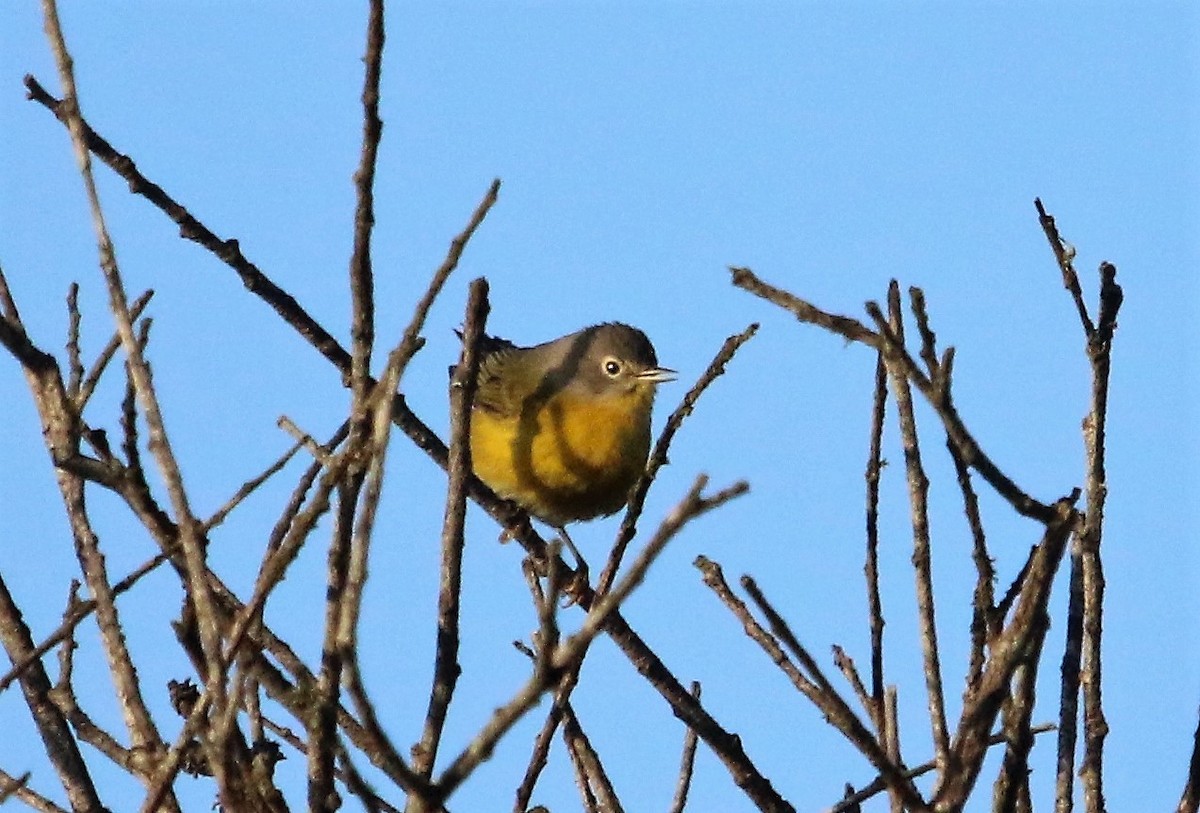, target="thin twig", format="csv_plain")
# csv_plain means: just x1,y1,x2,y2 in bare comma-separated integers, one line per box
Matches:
0,768,64,813
512,641,577,812
884,687,903,813
42,0,225,731
65,283,83,396
1056,542,1085,813
347,0,384,401
390,180,501,380
951,443,994,690
993,656,1042,813
667,682,703,813
830,724,1056,813
729,266,878,345
561,706,622,813
309,450,368,812
881,282,950,773
1035,198,1093,335
1078,263,1120,813
204,438,306,531
76,288,154,409
863,349,888,730
832,646,876,732
696,557,924,809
